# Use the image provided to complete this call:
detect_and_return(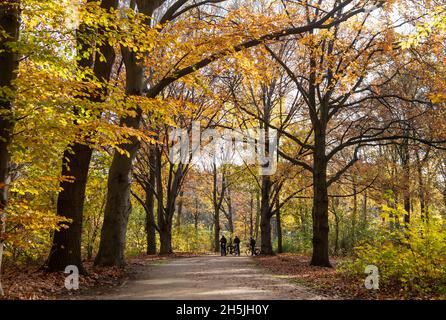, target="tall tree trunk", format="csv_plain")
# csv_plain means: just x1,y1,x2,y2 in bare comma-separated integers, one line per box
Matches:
333,206,339,256
159,223,173,254
299,202,306,236
0,0,20,296
255,188,260,242
161,167,178,255
352,178,357,245
249,192,254,238
259,114,274,254
176,189,183,229
159,182,179,254
260,213,272,254
243,211,247,239
276,196,283,253
425,169,432,221
443,187,446,217
94,98,143,266
260,175,273,254
145,149,157,254
334,214,340,256
153,147,181,255
48,145,93,273
310,128,331,267
94,121,140,266
94,22,148,266
416,151,426,222
86,195,104,260
362,191,367,225
194,198,199,235
401,137,410,225
94,0,163,267
212,163,223,252
332,199,340,256
47,0,118,272
226,188,234,235
213,208,220,252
